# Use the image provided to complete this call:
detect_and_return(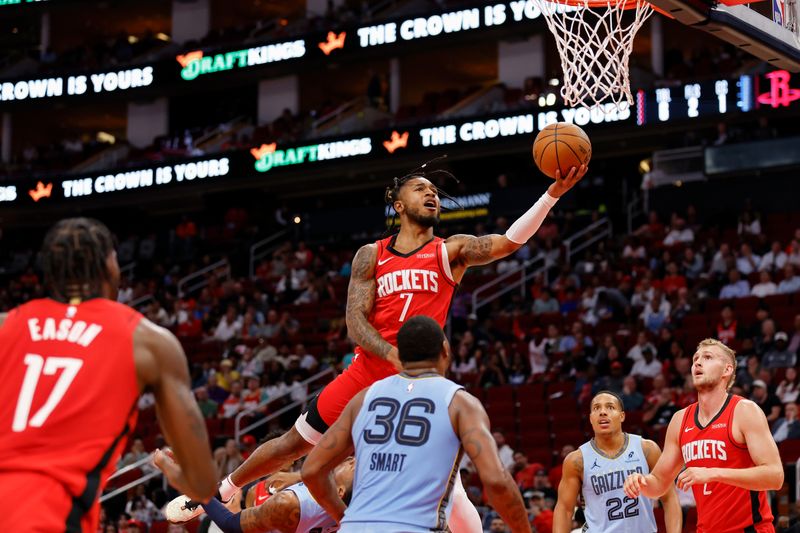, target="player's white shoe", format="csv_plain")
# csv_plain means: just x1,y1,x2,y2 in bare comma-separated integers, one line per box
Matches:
164,495,204,523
